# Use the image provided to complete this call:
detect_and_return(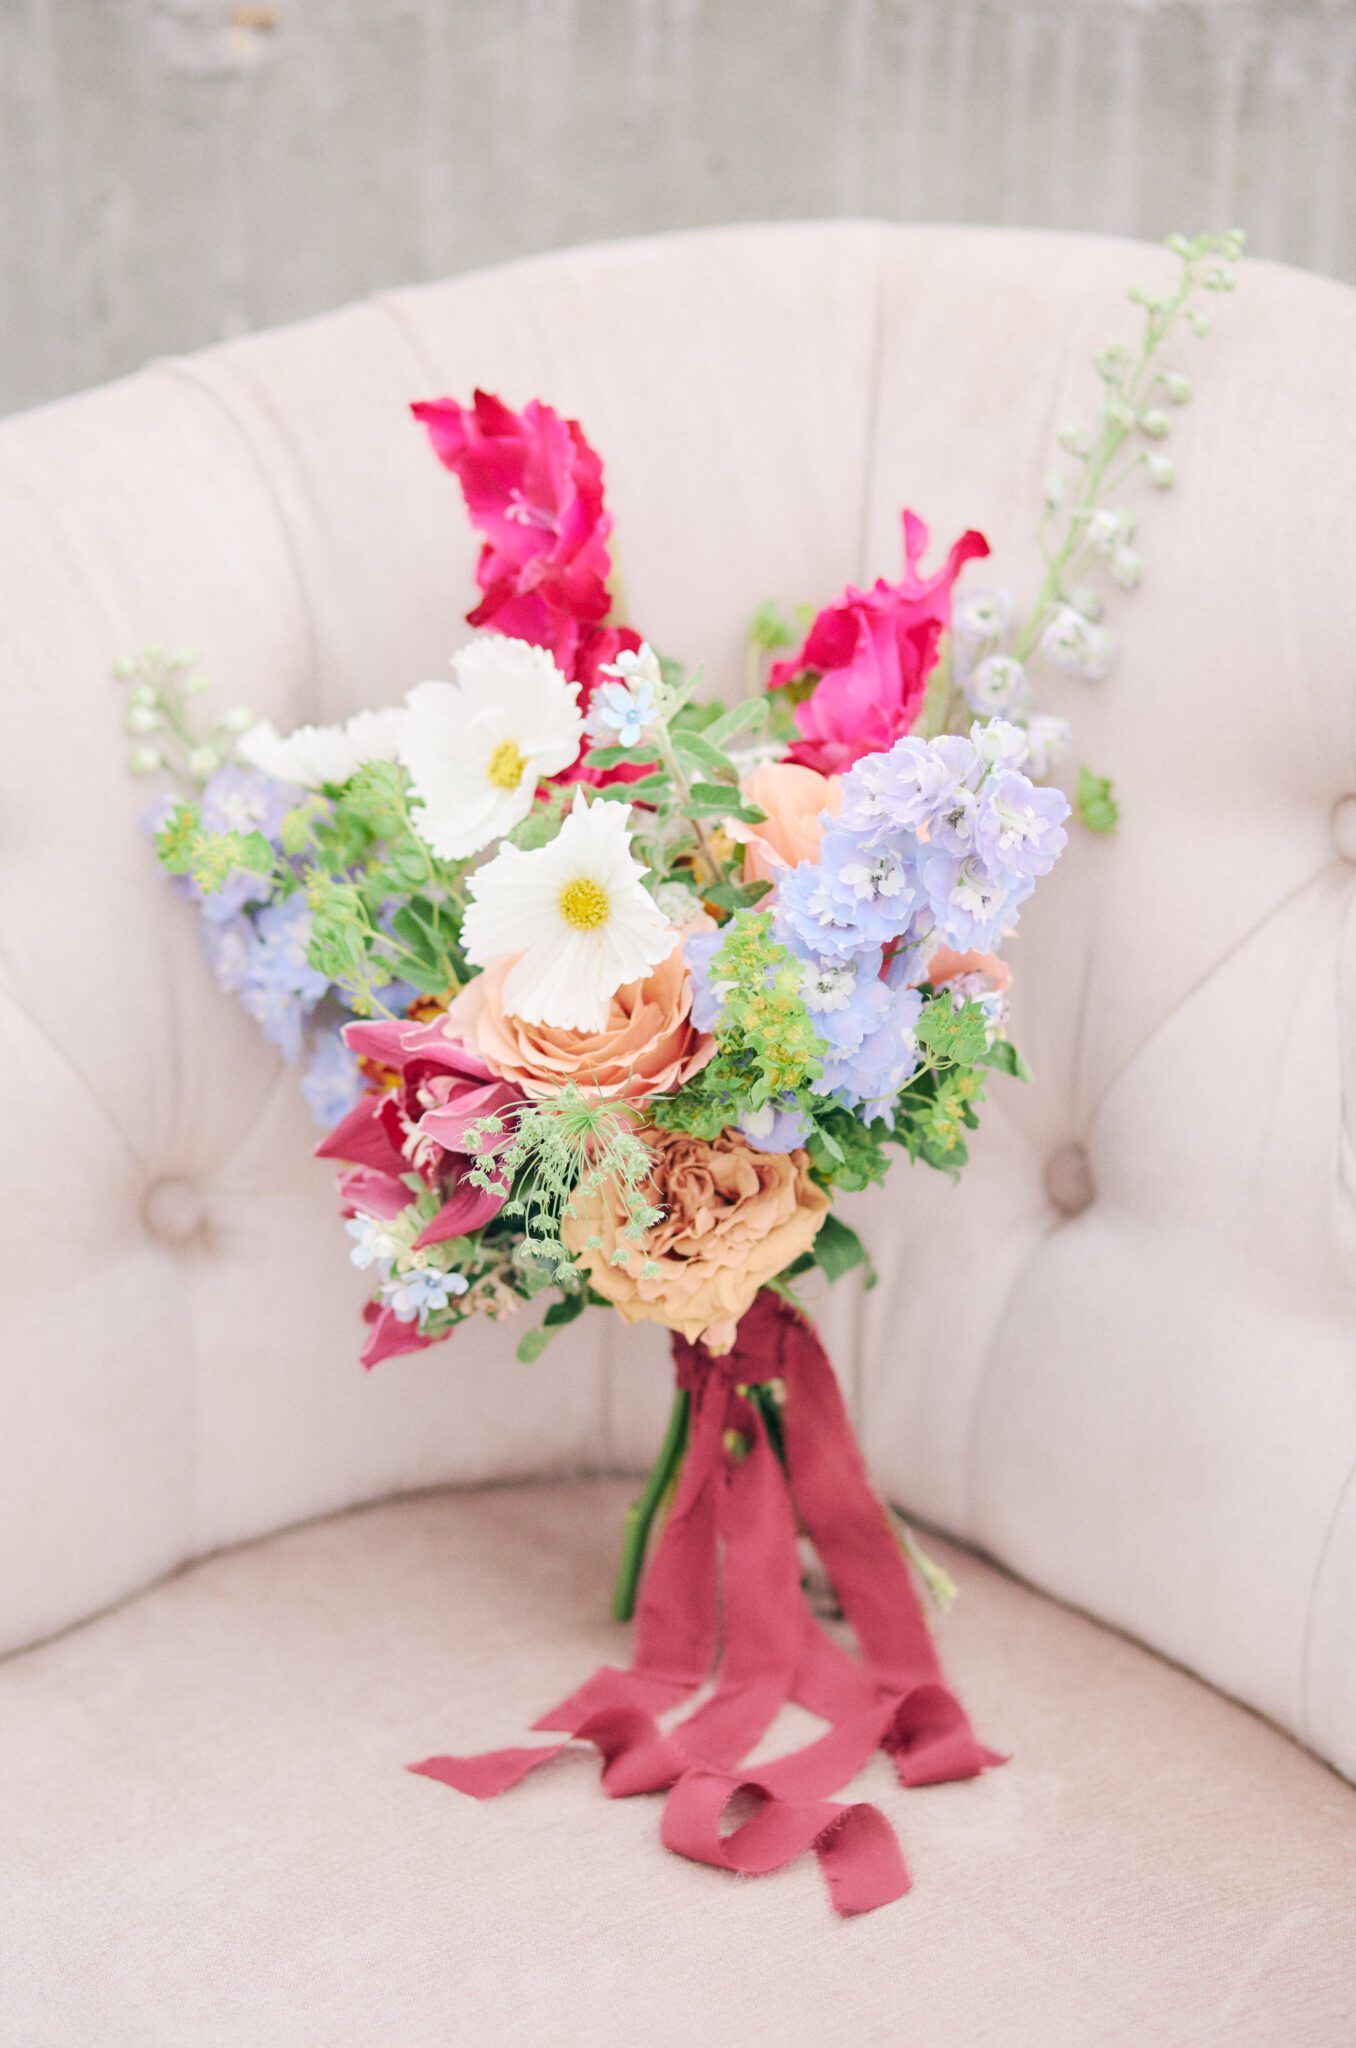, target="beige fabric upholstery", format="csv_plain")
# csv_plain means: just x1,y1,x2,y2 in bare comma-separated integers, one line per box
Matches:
1,1482,1352,2047
2,221,1356,1792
